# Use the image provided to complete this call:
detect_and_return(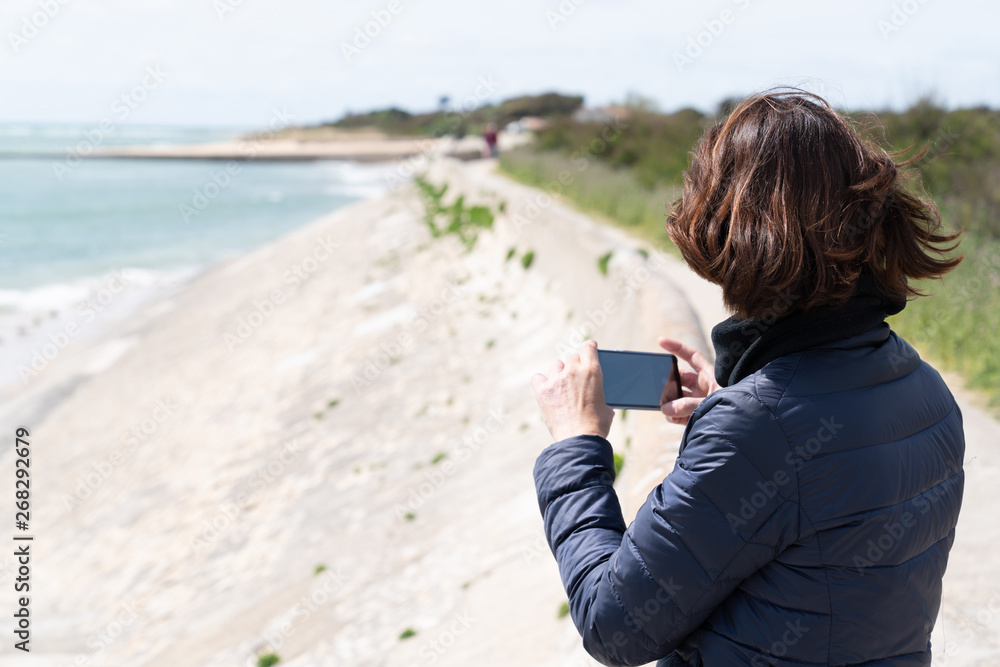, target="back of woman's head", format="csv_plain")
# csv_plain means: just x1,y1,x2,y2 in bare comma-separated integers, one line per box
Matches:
666,88,962,321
